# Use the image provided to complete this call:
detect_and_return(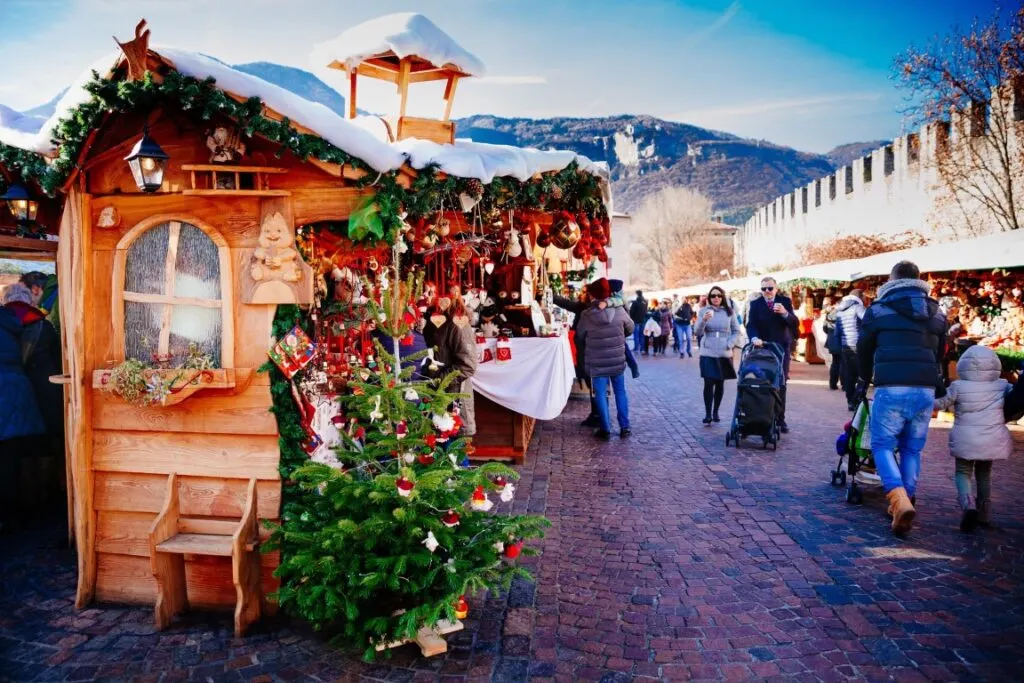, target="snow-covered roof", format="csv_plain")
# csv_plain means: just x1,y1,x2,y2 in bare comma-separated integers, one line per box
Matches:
0,45,604,188
311,13,486,77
